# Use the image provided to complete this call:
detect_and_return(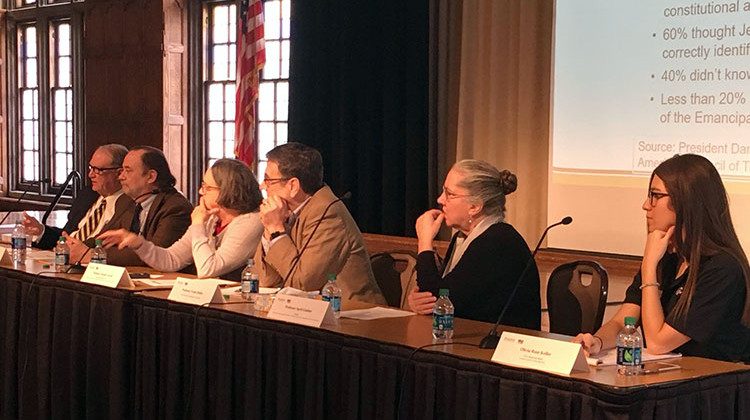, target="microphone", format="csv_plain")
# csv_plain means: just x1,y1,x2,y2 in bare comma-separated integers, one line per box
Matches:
42,171,82,225
281,191,352,285
66,238,97,274
478,216,573,349
0,178,51,225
